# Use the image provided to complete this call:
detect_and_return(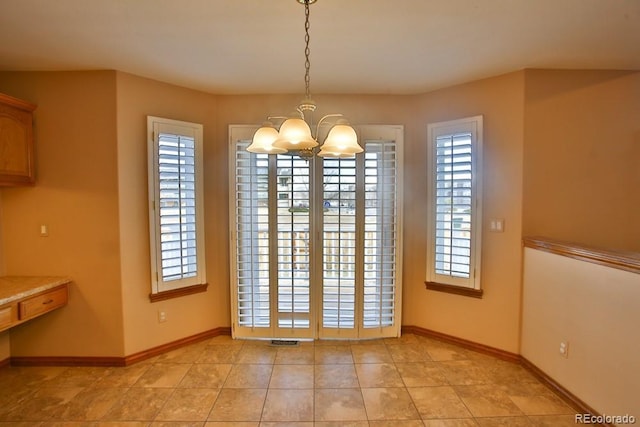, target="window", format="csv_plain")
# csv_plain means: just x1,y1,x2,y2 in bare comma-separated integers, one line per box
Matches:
426,116,483,296
147,116,206,297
